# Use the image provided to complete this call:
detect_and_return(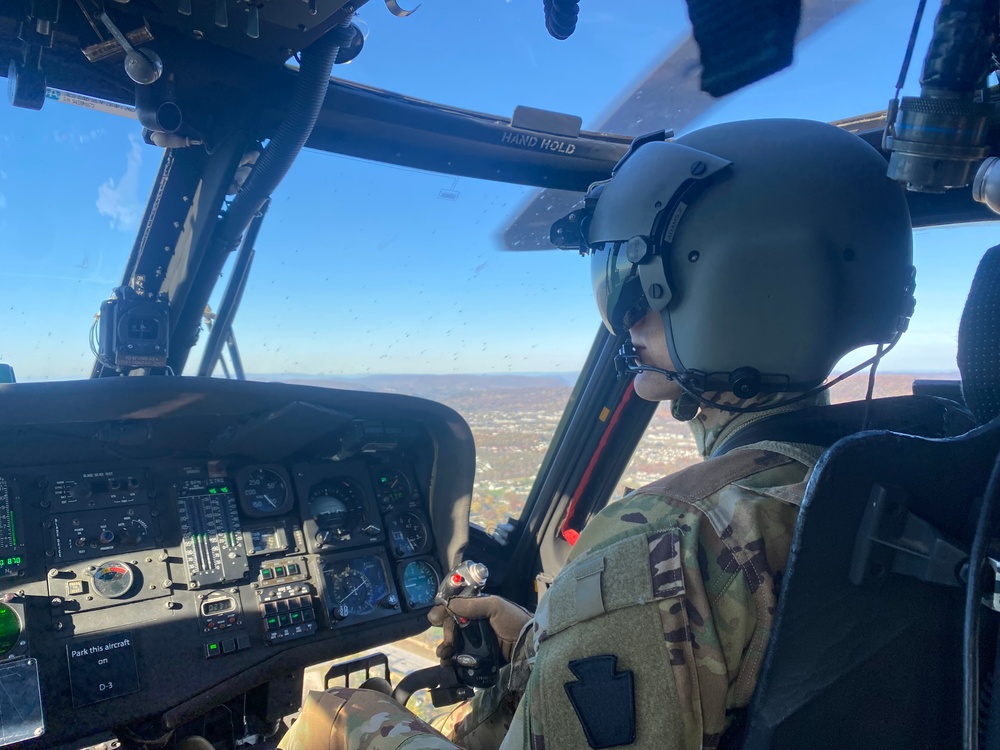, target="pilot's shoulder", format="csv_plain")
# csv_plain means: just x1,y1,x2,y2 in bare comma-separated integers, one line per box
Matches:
639,448,800,502
573,449,807,557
